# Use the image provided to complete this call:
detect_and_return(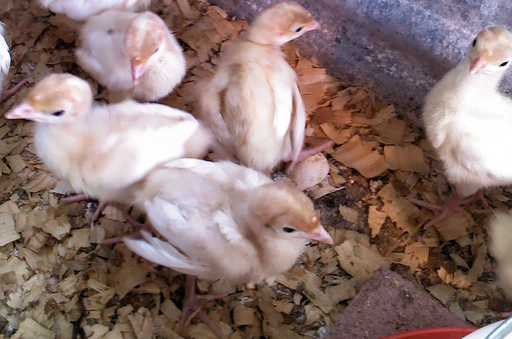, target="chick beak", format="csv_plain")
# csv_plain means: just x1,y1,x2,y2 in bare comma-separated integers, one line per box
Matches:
5,102,35,120
308,226,333,245
307,20,321,32
469,57,487,74
131,61,147,85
